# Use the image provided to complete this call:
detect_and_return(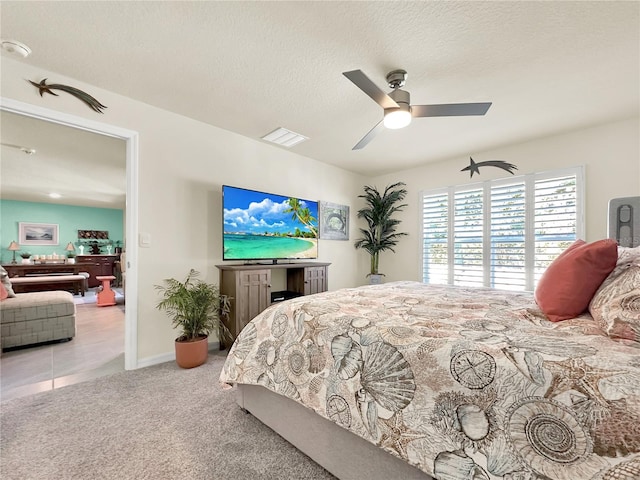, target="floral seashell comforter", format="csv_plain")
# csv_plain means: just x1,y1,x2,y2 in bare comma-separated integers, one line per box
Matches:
220,282,640,480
